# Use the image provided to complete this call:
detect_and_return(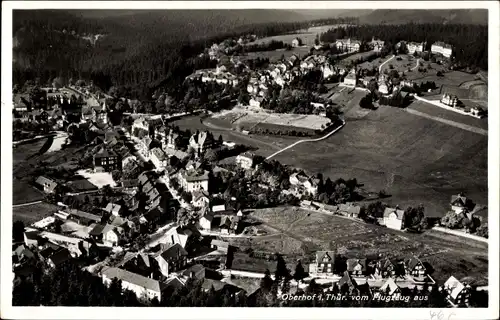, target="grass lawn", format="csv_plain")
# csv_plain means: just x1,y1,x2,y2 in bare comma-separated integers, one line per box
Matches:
250,24,342,47
13,201,61,225
13,179,45,205
247,206,488,284
337,51,380,68
235,47,310,63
